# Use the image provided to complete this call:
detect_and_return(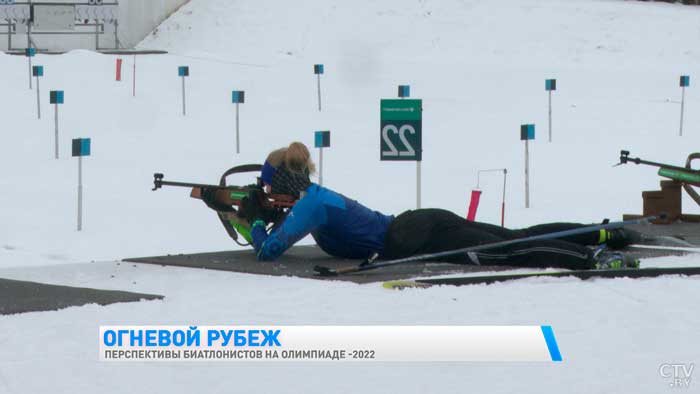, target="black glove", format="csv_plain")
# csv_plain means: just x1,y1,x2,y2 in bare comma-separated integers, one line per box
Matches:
201,187,234,213
239,189,265,223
